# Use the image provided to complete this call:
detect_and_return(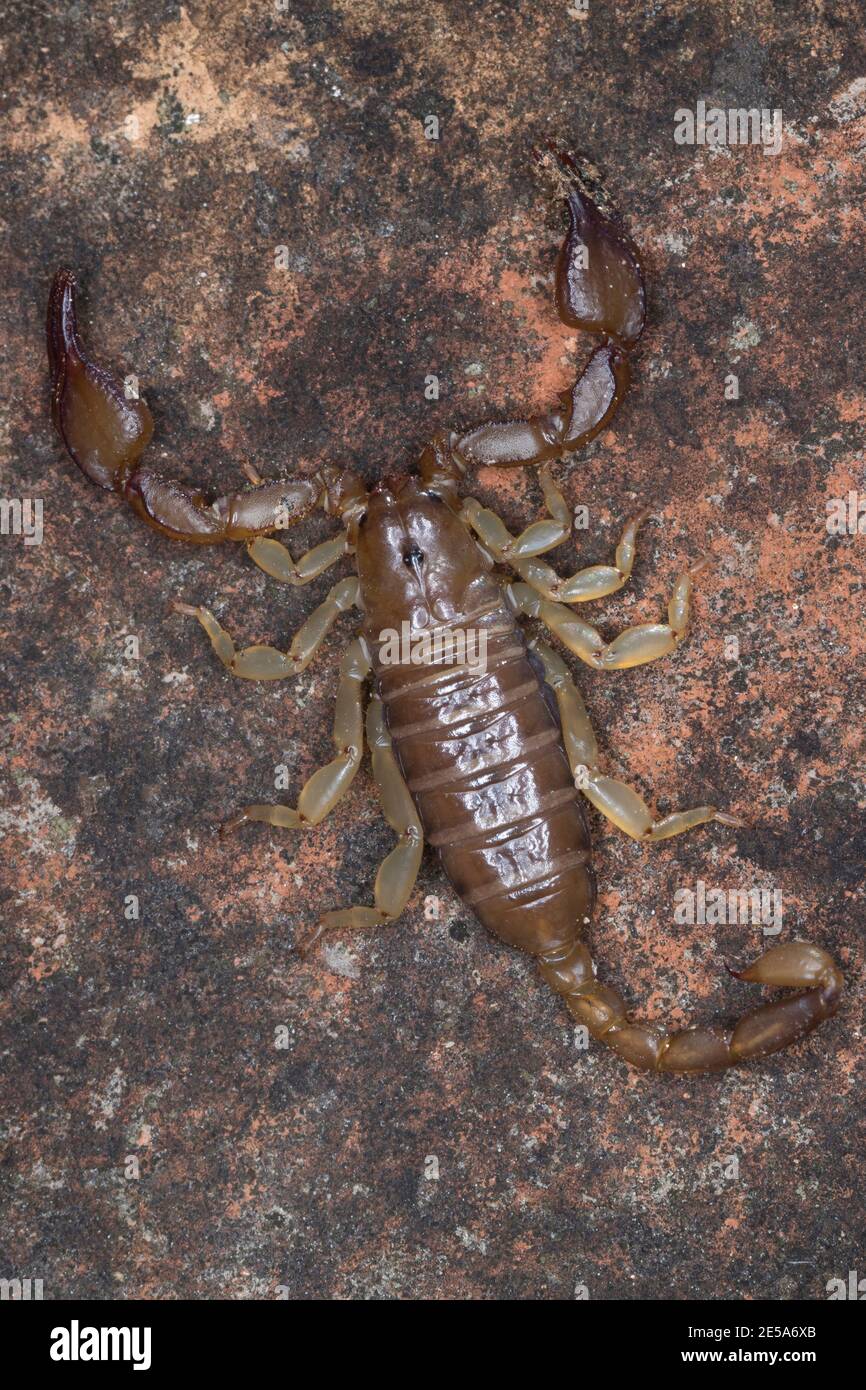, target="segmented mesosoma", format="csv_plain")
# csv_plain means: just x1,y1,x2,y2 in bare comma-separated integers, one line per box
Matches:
47,144,842,1072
